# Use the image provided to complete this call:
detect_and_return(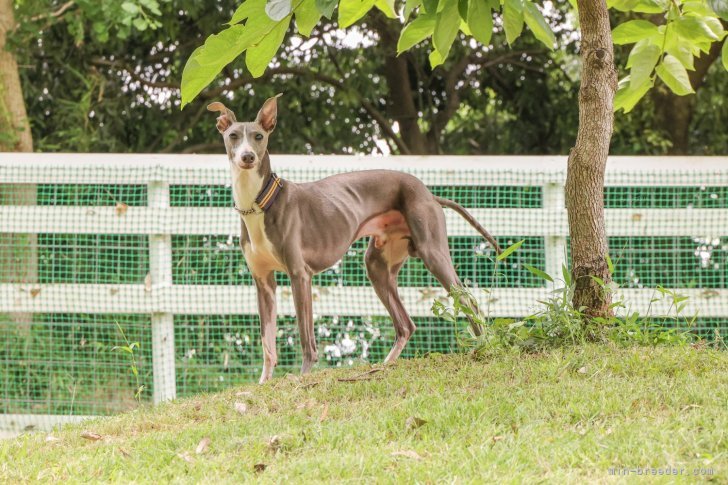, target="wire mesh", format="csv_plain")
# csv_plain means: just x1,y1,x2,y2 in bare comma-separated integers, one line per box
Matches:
0,155,726,435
